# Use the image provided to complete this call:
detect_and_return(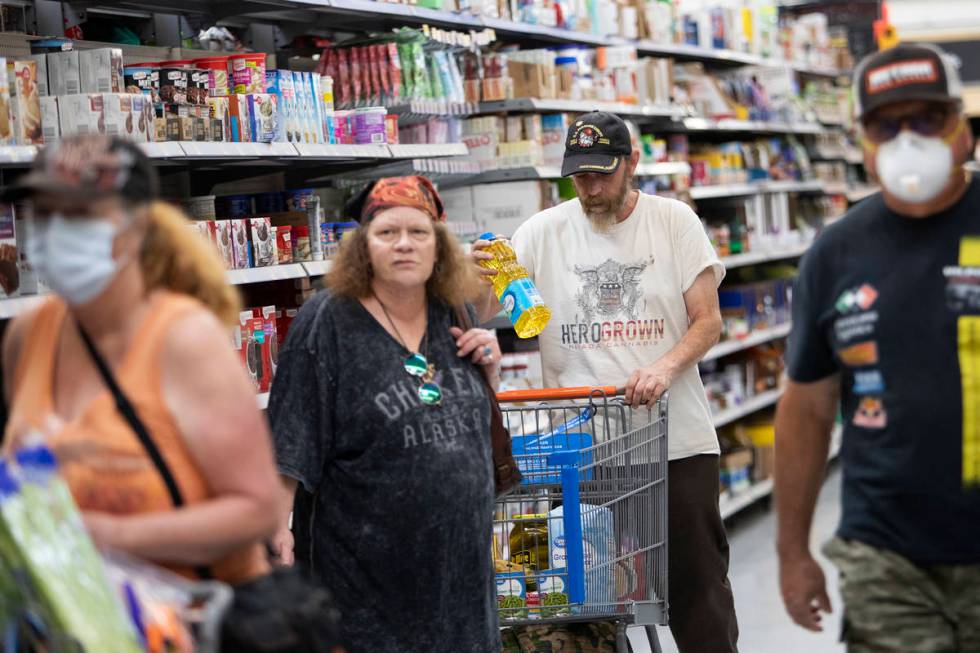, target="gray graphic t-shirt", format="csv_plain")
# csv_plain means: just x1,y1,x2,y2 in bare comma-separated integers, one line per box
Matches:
268,291,498,653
